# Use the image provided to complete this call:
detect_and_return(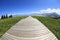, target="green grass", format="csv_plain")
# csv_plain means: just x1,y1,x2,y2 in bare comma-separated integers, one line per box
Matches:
0,16,60,40
0,16,27,37
33,16,60,40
